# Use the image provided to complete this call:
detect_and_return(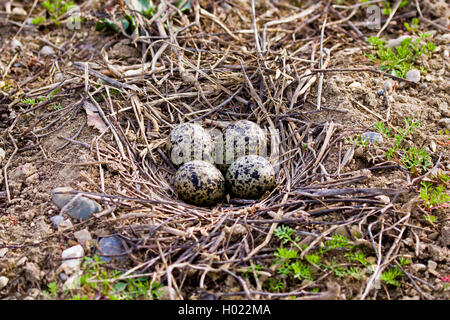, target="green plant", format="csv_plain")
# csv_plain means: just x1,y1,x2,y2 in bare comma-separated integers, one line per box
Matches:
242,264,265,279
375,121,391,139
32,0,76,25
42,281,59,299
345,250,369,267
366,32,436,77
379,118,432,174
424,214,437,223
400,146,433,173
398,257,411,266
263,278,285,293
420,181,449,211
404,18,419,34
320,235,352,254
380,266,404,287
291,261,313,281
382,1,410,16
72,254,163,300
